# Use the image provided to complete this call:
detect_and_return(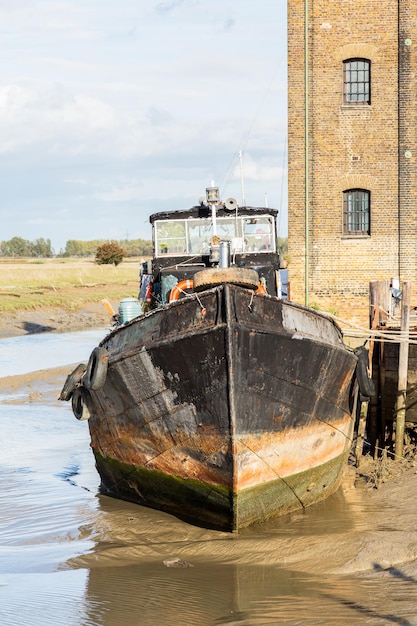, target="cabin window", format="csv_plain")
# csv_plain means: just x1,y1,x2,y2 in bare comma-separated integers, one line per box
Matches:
154,215,276,257
155,220,187,255
343,59,370,105
343,189,370,235
243,217,274,251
